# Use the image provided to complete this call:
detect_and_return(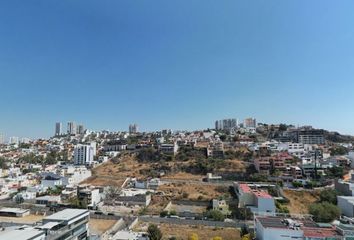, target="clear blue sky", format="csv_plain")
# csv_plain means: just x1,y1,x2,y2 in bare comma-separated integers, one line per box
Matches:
0,0,354,138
